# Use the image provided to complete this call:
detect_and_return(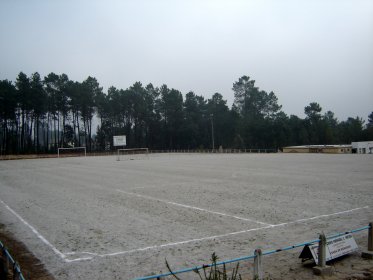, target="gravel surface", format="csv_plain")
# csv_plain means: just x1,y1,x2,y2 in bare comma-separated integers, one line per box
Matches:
0,153,372,279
